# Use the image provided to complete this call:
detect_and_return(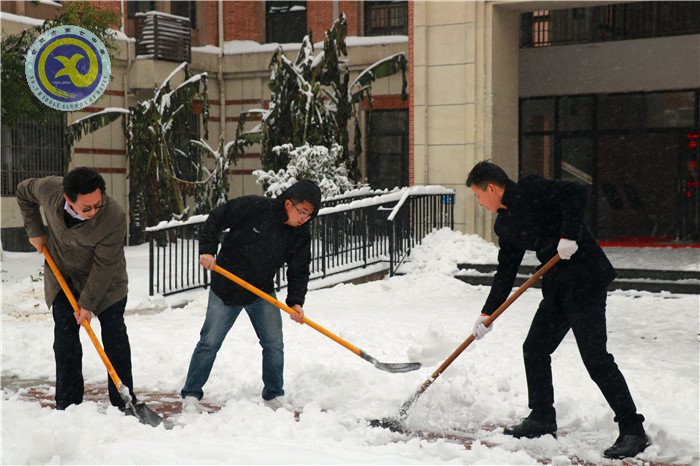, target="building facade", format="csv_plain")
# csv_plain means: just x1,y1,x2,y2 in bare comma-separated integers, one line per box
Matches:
2,1,698,251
